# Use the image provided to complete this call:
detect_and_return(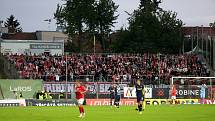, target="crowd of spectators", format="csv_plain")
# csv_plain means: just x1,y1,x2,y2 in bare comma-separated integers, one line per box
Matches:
5,53,210,85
